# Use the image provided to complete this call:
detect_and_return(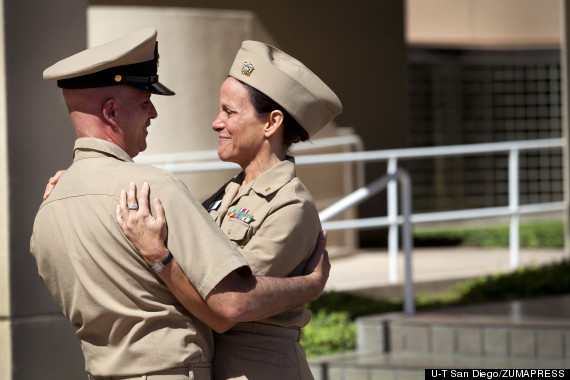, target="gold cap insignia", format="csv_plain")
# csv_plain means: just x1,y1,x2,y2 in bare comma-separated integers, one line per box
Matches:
114,75,122,82
241,62,254,76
